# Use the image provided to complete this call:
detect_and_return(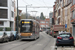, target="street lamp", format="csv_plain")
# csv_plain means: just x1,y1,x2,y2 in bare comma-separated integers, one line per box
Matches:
26,4,32,19
17,0,19,34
